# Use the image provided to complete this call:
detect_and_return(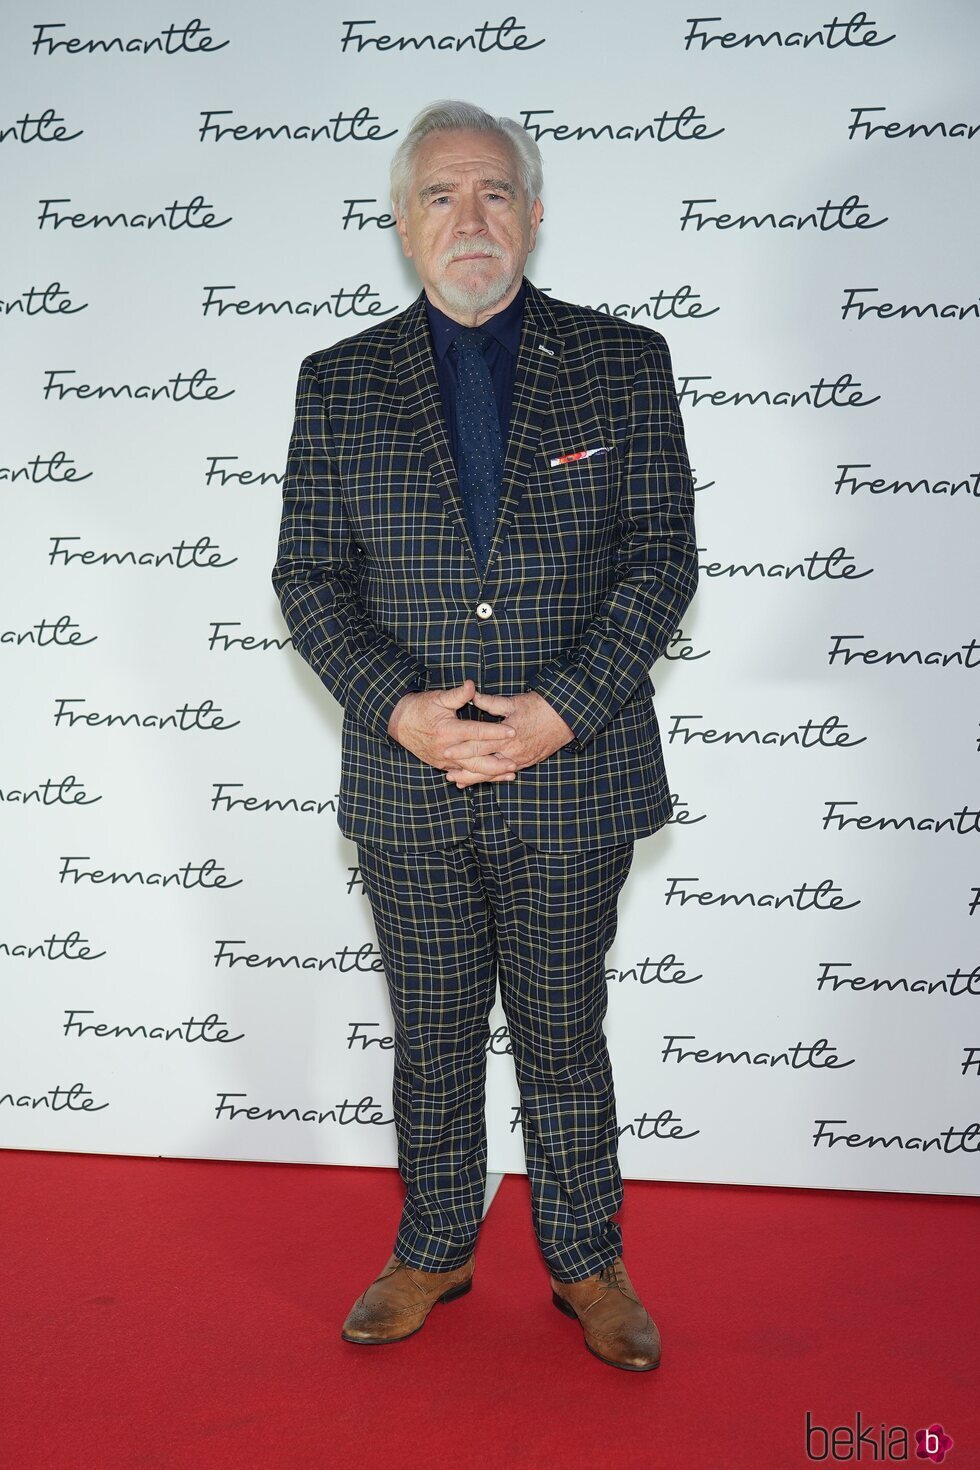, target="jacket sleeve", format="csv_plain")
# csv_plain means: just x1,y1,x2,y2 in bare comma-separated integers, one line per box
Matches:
272,354,428,739
527,334,699,746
